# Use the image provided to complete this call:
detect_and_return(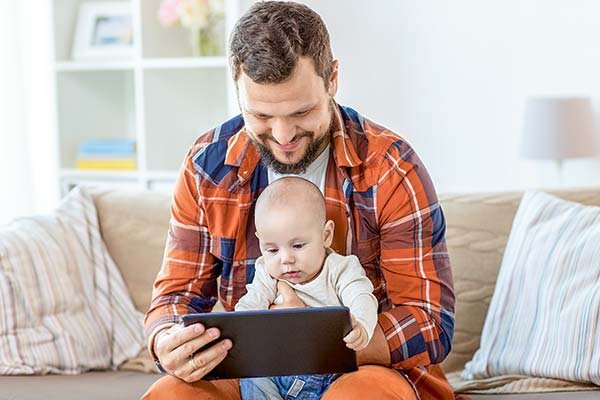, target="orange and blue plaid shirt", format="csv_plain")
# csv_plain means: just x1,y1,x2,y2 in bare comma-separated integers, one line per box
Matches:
144,103,456,399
